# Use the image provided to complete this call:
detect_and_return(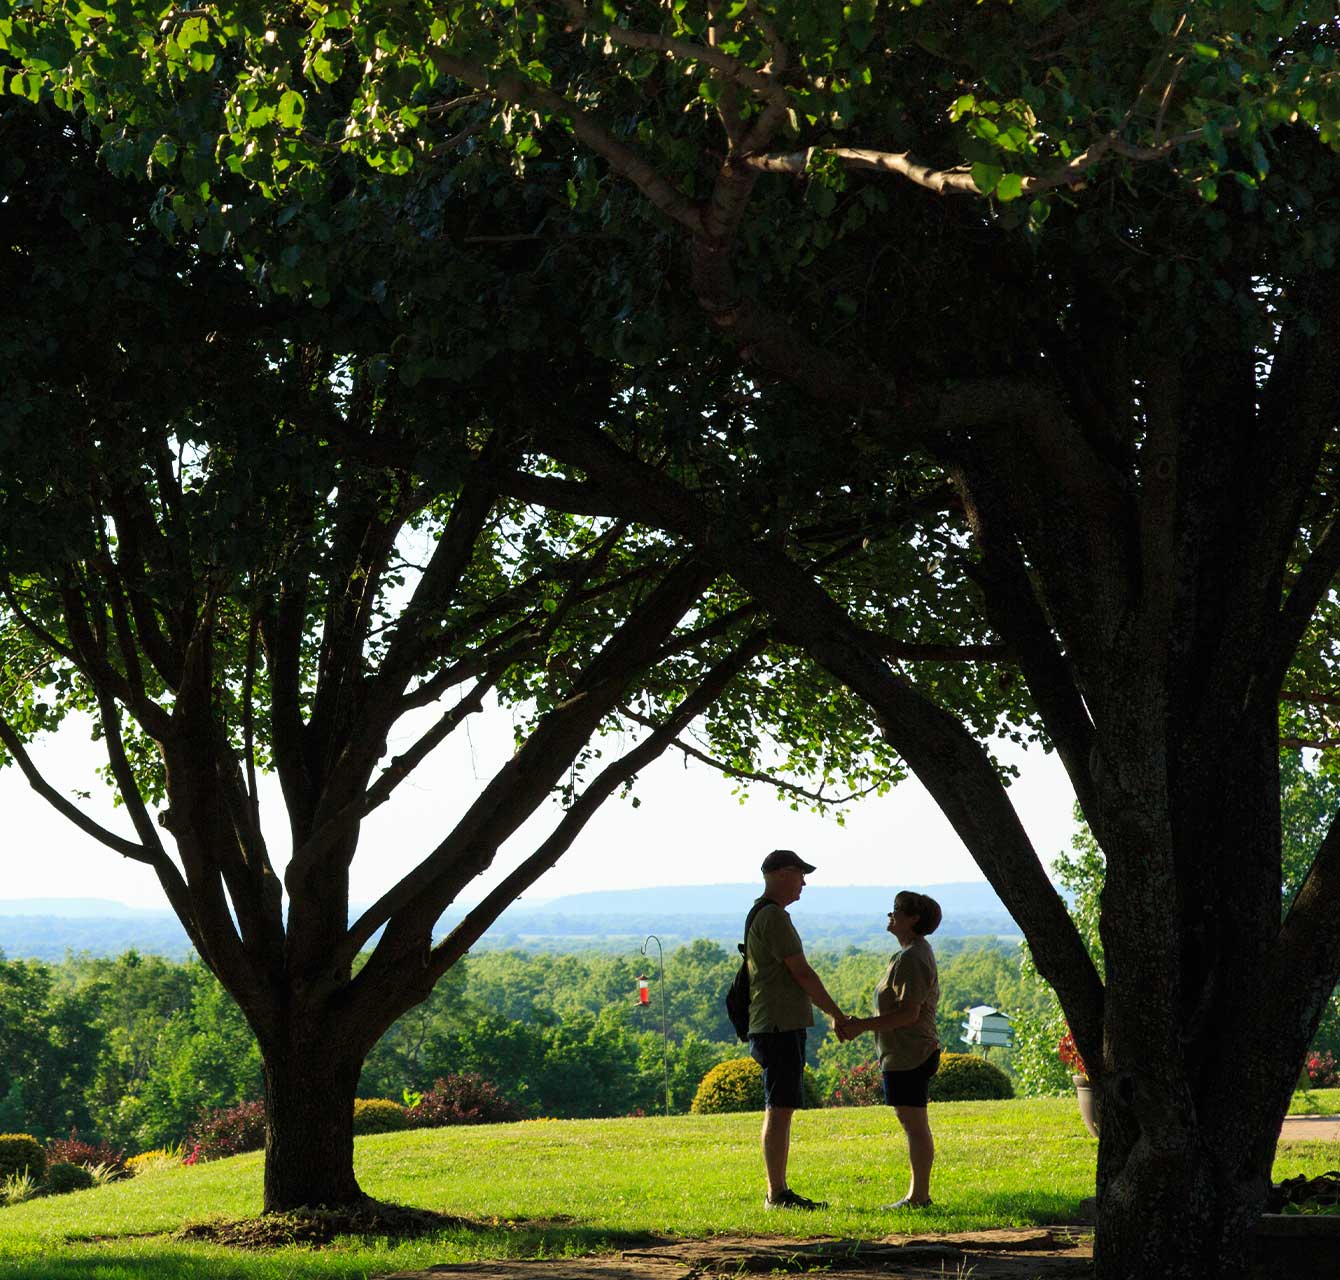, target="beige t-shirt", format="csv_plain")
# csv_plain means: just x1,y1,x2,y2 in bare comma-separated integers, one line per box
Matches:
746,898,814,1034
873,936,940,1071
